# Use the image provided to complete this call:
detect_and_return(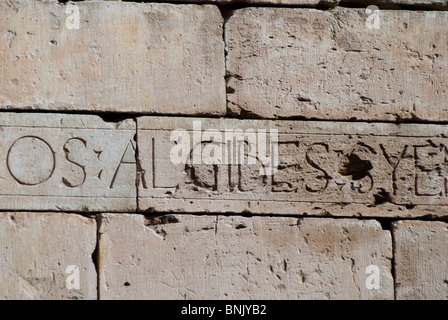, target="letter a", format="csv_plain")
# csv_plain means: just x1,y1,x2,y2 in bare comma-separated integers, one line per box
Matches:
110,140,136,188
65,265,80,290
66,4,80,30
365,264,380,290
